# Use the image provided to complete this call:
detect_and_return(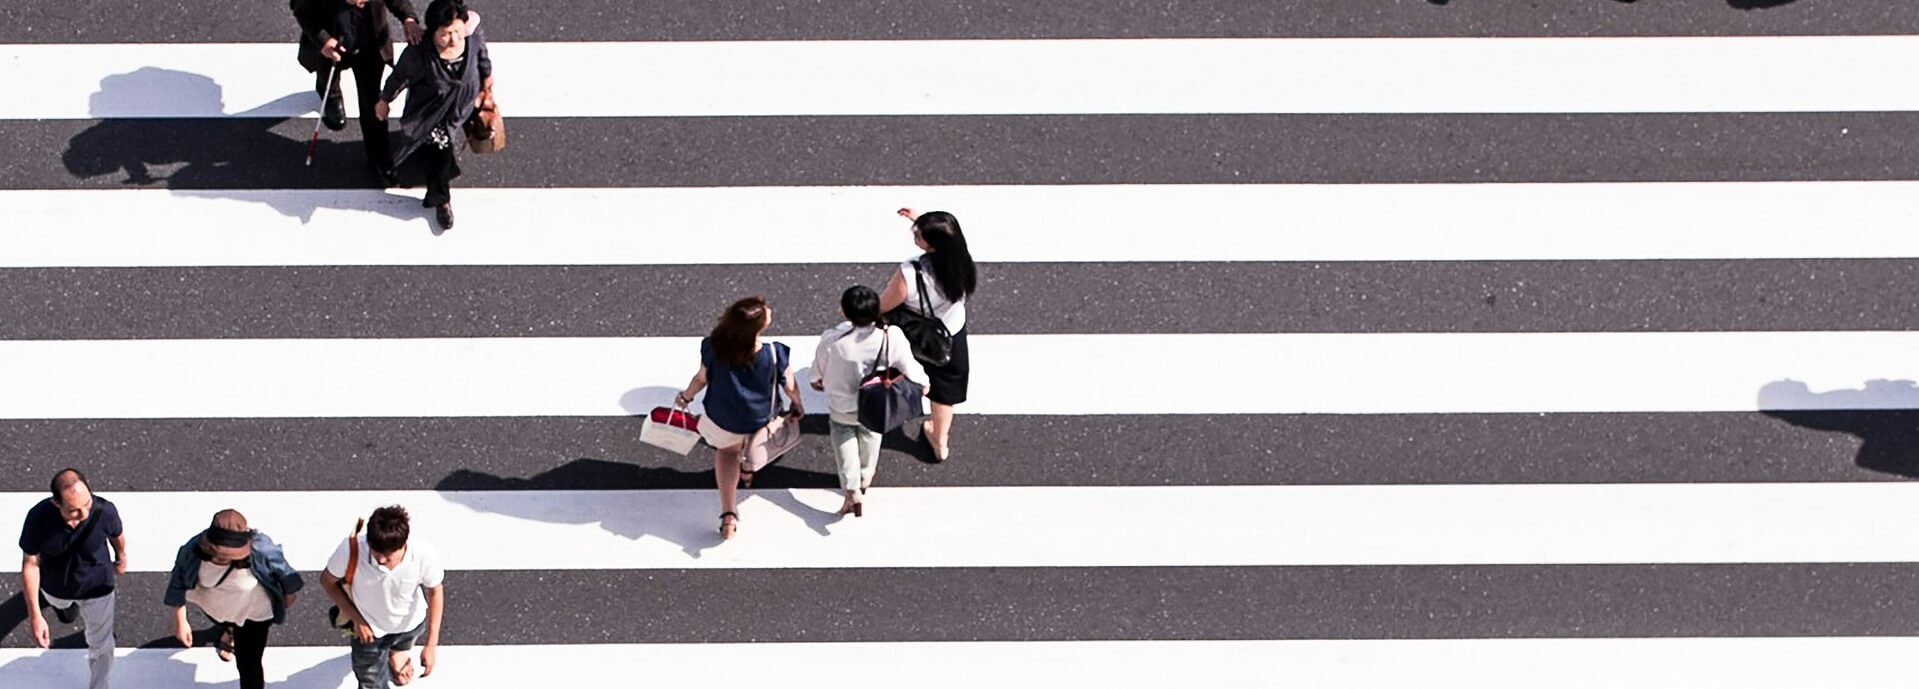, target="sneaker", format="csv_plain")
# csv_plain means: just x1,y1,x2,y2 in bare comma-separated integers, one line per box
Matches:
51,603,76,625
322,92,347,131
